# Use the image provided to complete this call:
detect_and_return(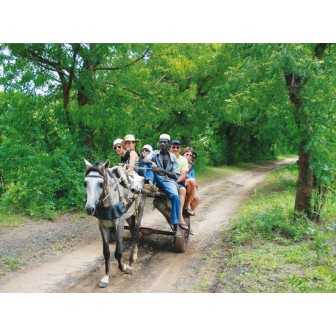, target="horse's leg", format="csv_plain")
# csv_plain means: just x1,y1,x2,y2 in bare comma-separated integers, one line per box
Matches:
127,215,137,271
129,195,146,267
109,226,116,242
115,219,129,273
126,215,137,264
99,225,111,288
